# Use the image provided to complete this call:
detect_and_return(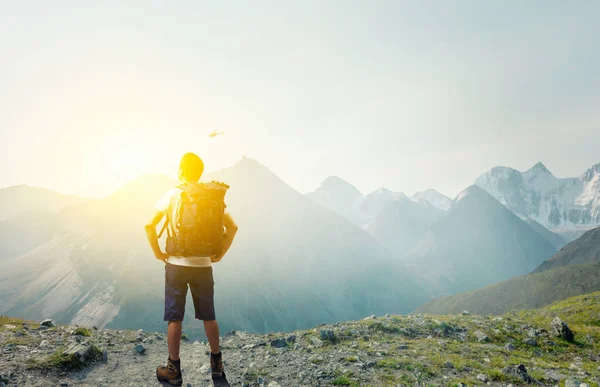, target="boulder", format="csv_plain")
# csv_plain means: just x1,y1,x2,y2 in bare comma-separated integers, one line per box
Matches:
473,331,489,342
62,341,101,367
523,337,538,346
551,317,575,342
309,336,323,347
320,329,335,342
502,364,535,383
40,319,54,328
270,338,287,348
